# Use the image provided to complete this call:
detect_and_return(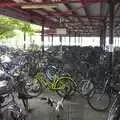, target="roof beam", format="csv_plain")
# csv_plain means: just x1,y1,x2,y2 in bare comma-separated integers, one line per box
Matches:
38,9,59,20
65,4,85,25
51,6,84,16
25,9,58,27
10,6,58,24
0,0,105,8
81,0,100,34
0,8,57,28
